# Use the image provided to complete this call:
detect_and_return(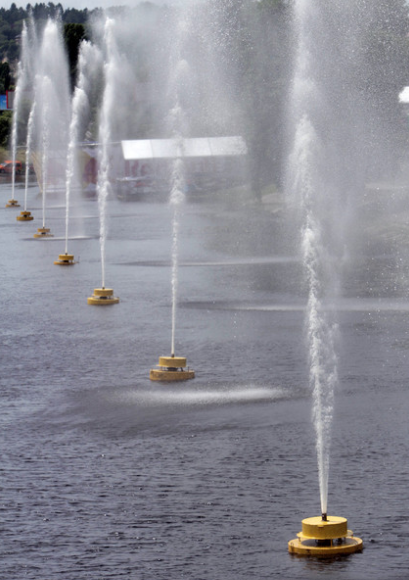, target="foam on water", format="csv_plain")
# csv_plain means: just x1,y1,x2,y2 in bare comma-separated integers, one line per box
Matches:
120,385,286,408
210,299,409,313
